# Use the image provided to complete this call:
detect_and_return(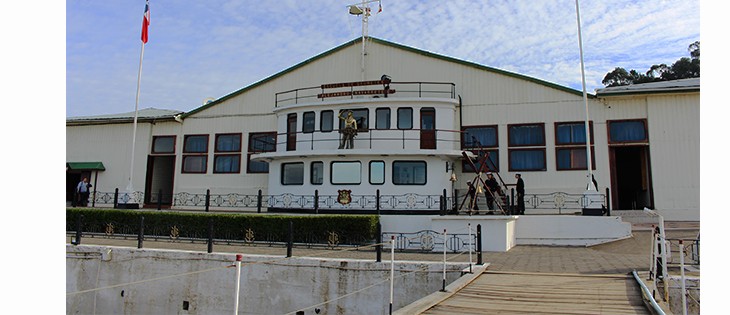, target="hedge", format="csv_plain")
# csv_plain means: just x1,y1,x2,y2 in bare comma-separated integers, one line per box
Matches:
66,208,379,245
